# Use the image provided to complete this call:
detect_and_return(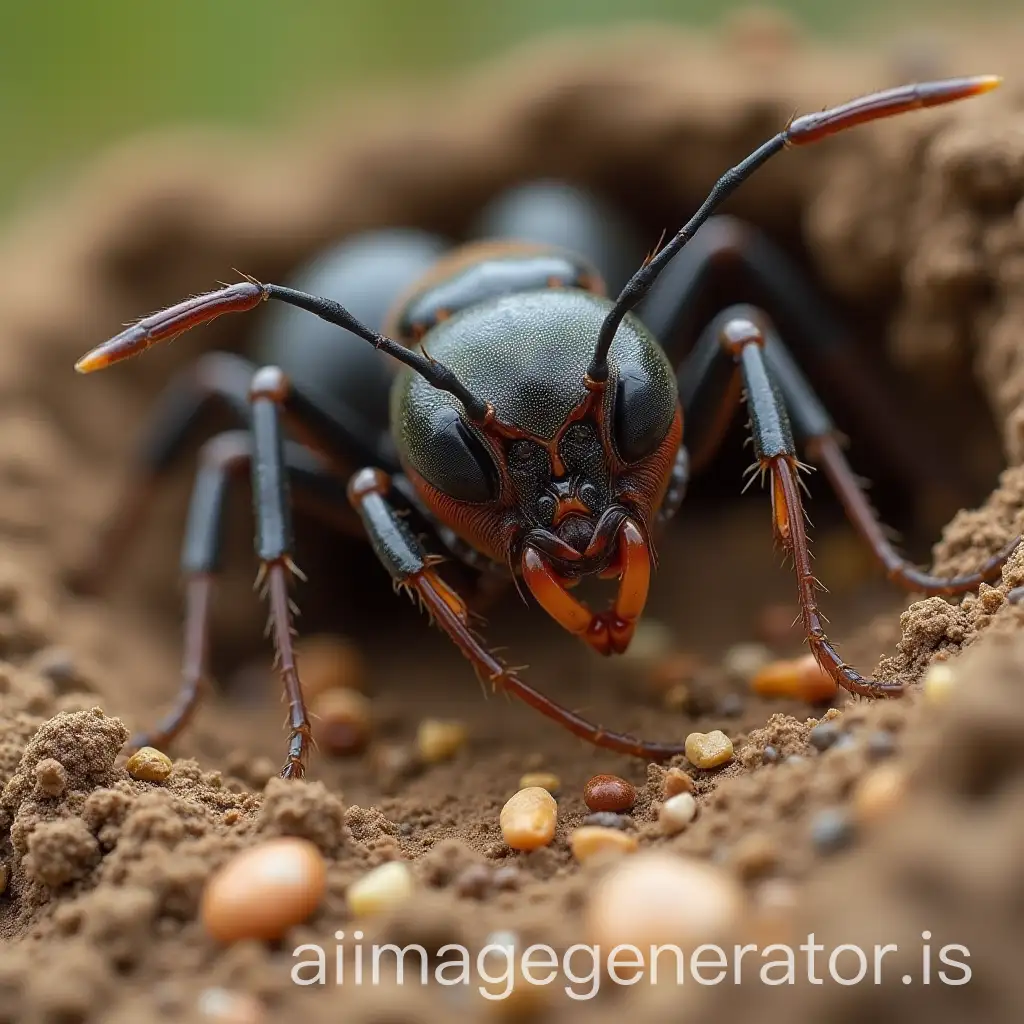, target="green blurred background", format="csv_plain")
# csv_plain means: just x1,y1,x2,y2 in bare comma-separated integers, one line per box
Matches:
0,0,1008,216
